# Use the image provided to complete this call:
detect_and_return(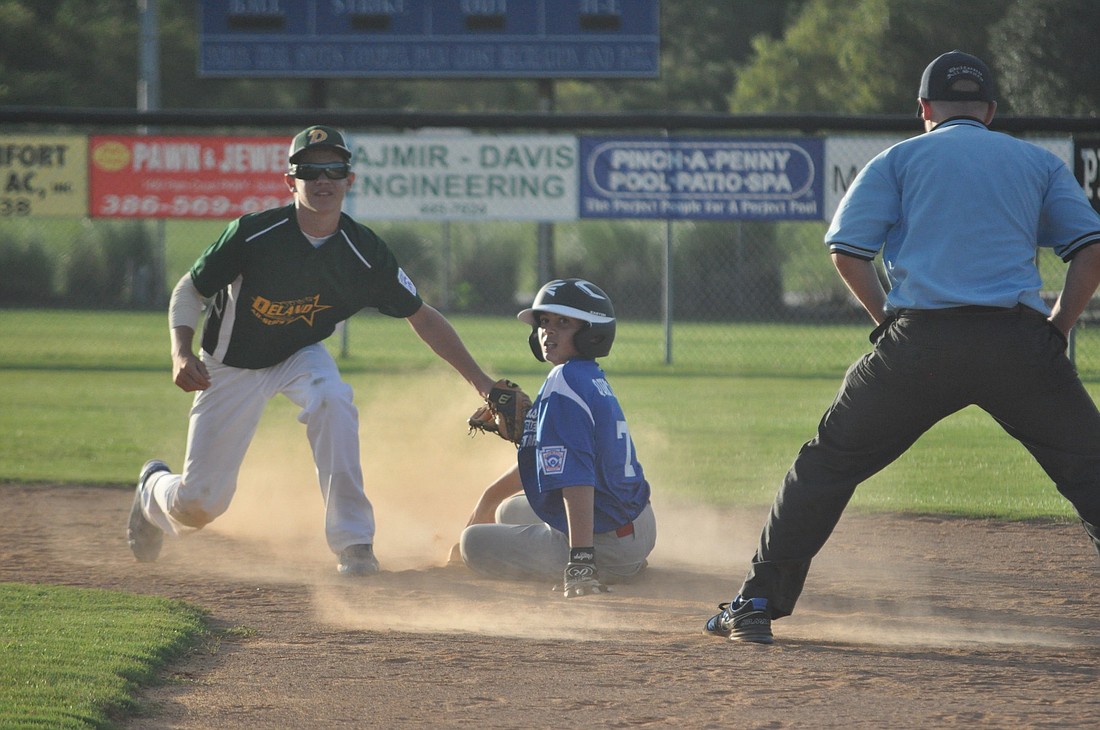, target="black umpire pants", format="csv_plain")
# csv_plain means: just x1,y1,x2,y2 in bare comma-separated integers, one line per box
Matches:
740,305,1100,619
